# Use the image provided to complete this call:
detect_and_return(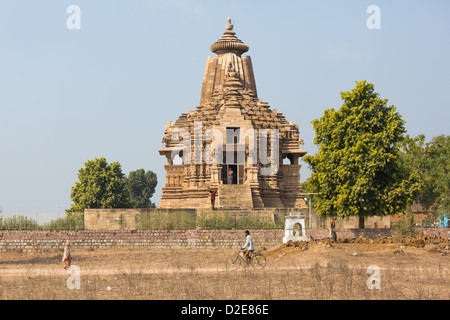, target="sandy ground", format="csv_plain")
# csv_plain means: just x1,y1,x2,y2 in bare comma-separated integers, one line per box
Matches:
0,241,448,299
1,242,448,273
